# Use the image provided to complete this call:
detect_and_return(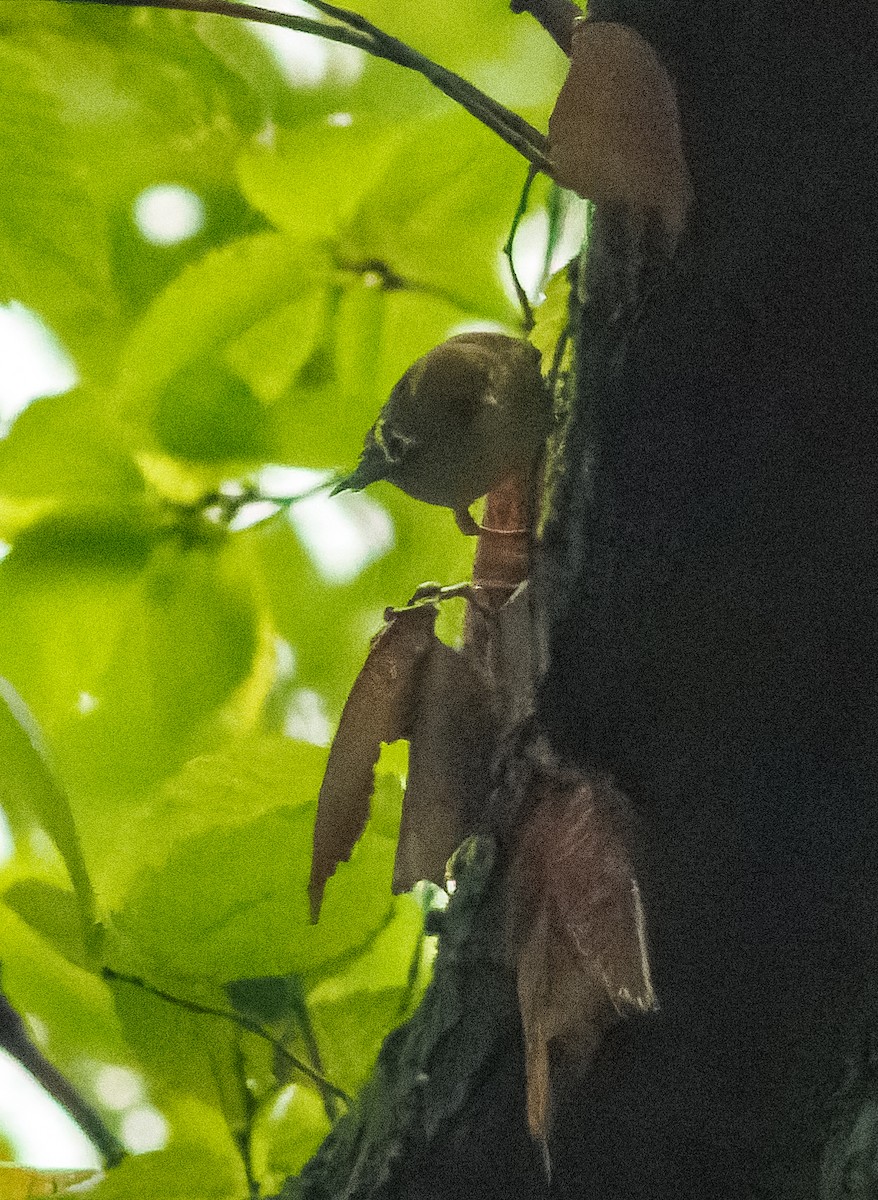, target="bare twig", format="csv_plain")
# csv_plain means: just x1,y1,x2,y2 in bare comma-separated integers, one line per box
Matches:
103,968,353,1108
0,986,126,1167
56,0,550,169
503,165,539,332
509,0,582,56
